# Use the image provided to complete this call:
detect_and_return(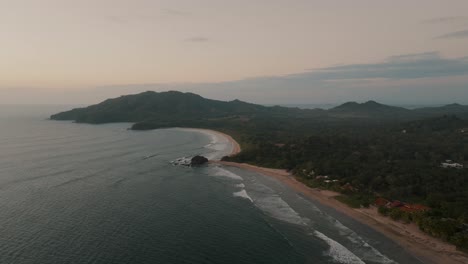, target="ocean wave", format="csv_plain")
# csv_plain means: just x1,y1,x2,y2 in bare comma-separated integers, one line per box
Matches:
297,194,396,263
179,128,233,160
170,127,233,163
204,142,228,151
254,195,309,226
235,183,246,188
170,156,192,166
233,189,253,202
314,231,365,264
332,220,397,264
210,166,243,181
